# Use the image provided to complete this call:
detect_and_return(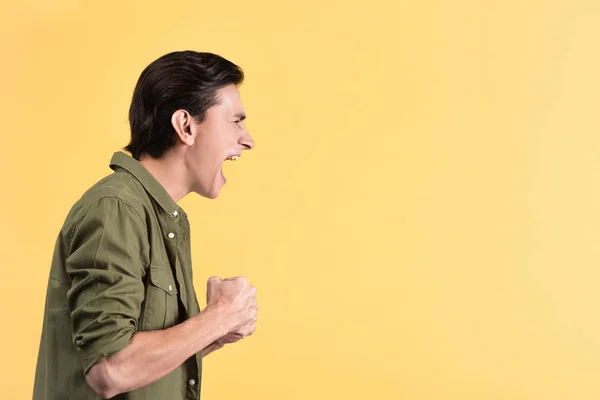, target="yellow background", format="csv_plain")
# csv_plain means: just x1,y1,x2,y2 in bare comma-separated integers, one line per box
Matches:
2,0,600,398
